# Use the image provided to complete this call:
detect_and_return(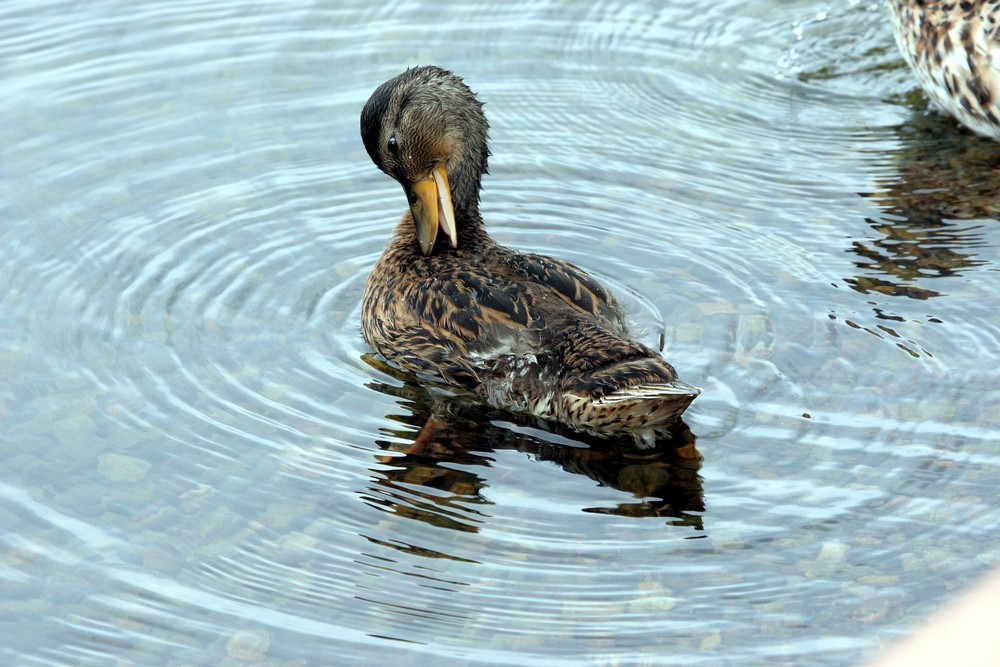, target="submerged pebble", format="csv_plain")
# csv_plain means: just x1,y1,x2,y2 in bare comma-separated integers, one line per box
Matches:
97,453,152,483
225,628,270,662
